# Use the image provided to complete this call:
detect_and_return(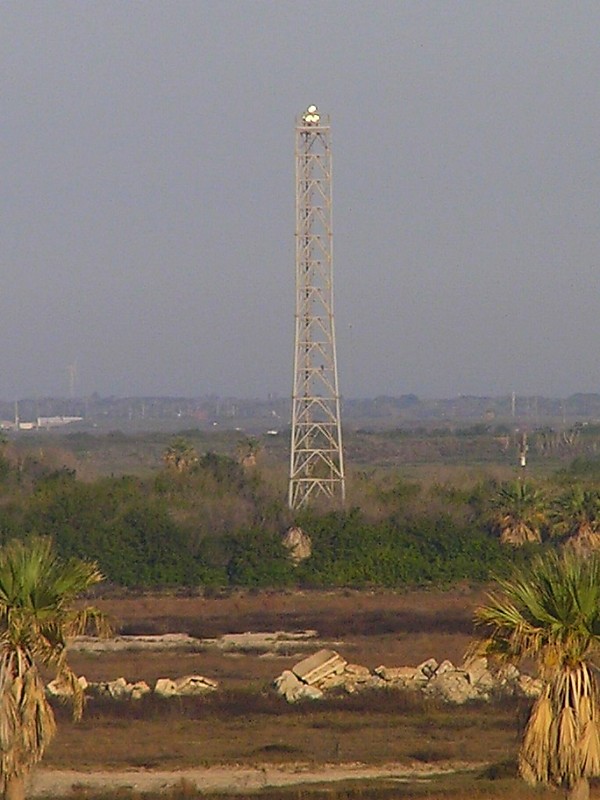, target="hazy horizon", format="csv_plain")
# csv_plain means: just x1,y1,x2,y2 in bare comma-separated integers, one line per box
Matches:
4,2,600,399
